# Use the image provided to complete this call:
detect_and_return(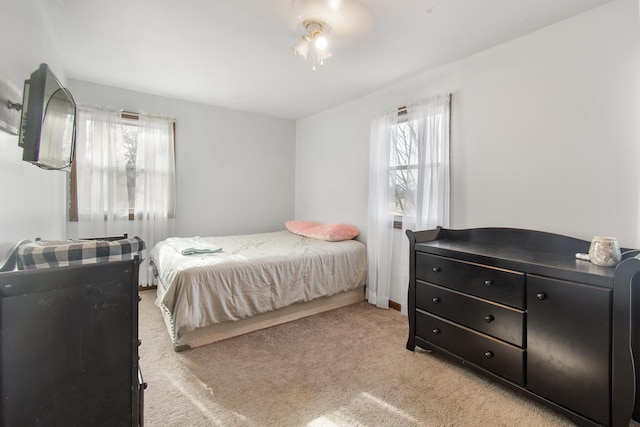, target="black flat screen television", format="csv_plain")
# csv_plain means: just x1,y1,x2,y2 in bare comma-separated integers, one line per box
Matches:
18,63,76,171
